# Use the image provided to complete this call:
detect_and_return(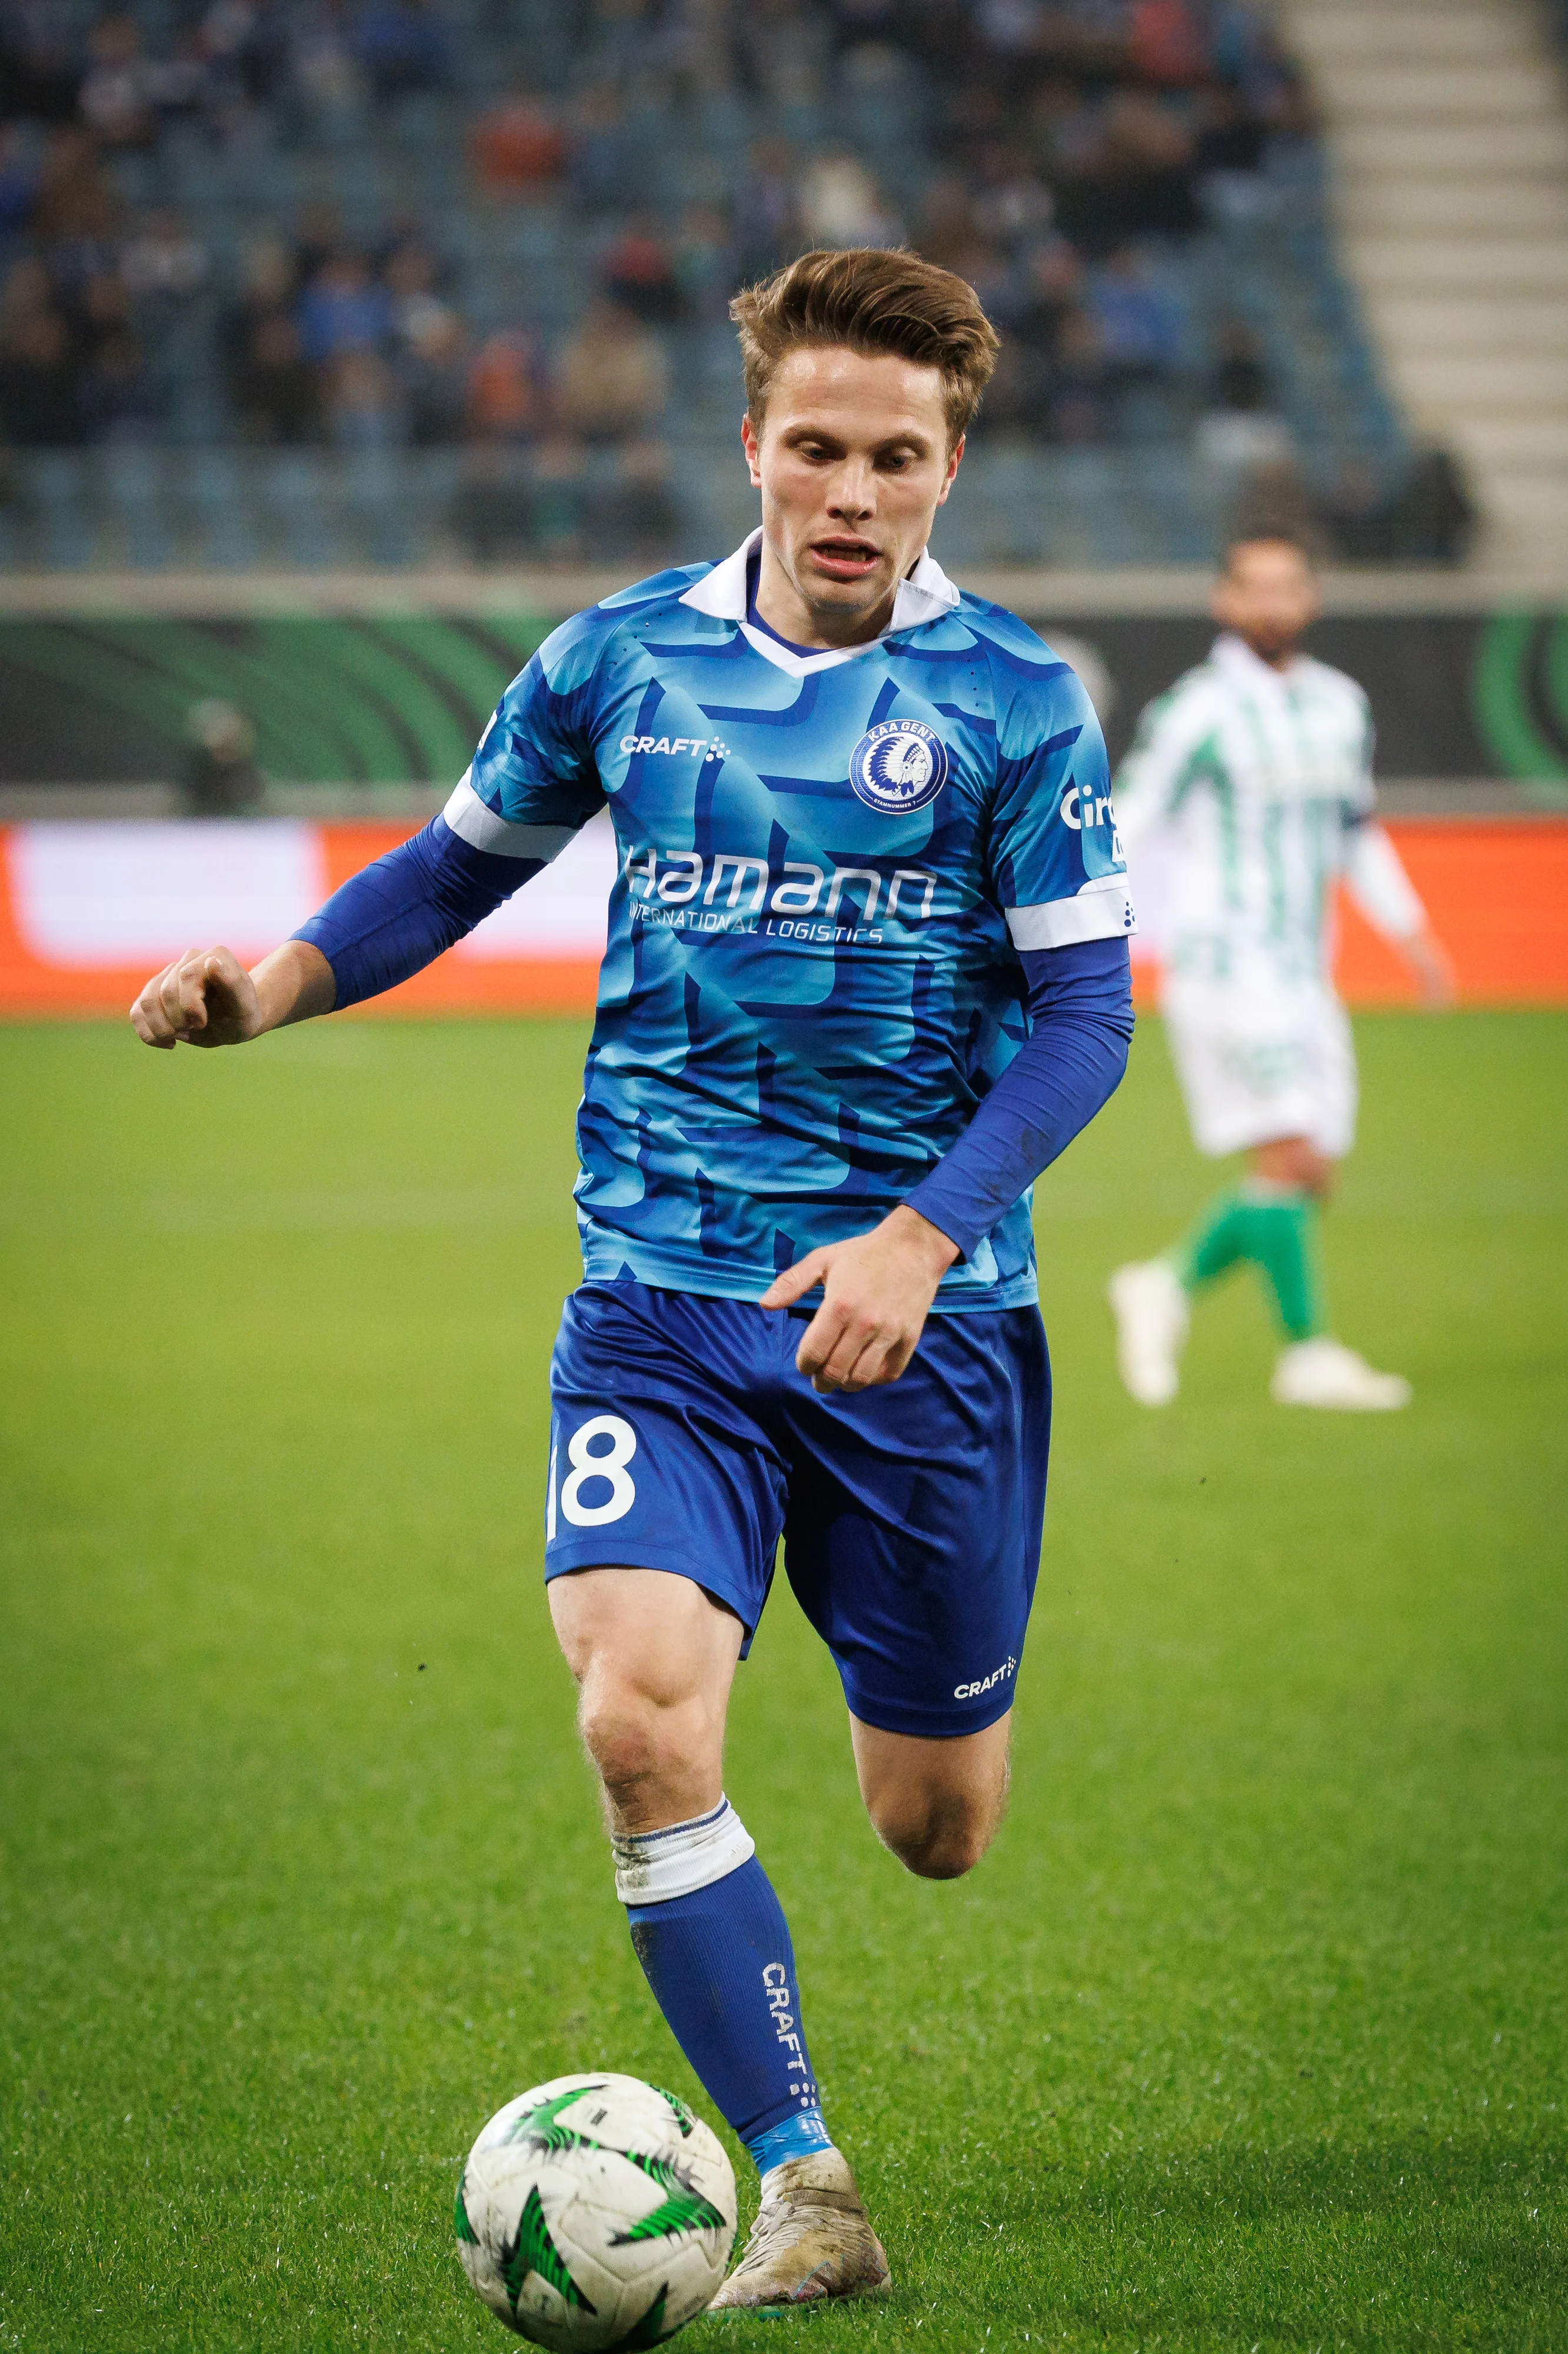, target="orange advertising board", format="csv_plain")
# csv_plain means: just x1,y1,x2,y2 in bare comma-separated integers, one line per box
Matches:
0,817,1563,1021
